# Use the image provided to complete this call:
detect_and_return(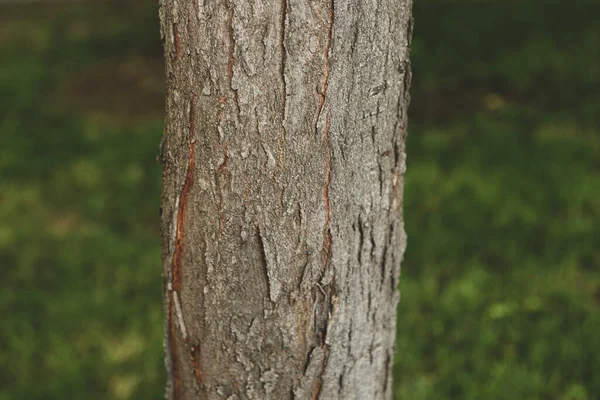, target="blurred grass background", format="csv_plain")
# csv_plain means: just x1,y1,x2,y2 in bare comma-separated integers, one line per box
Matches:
0,1,598,399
